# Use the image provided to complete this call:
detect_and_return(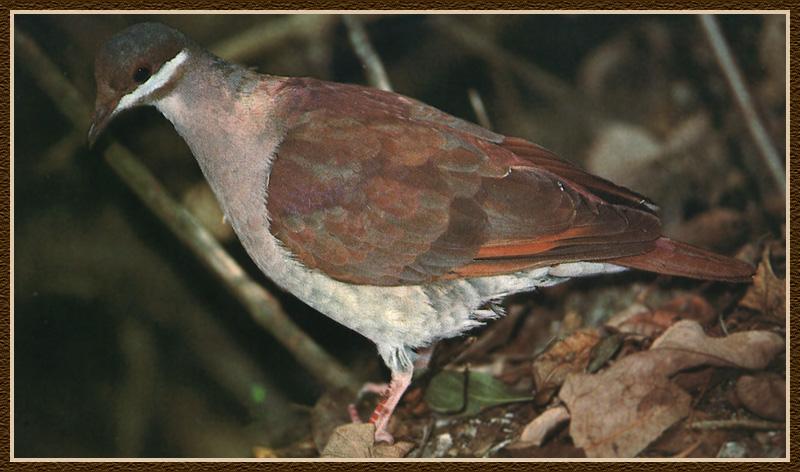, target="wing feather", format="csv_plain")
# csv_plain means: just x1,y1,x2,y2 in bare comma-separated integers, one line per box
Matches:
267,78,662,285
